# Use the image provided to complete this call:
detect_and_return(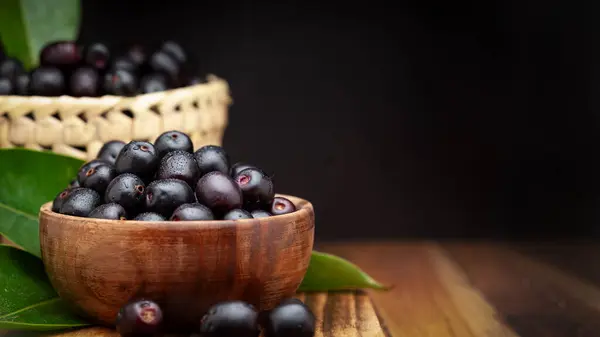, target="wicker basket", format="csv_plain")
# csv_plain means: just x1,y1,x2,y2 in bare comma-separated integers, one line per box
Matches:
0,74,232,161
